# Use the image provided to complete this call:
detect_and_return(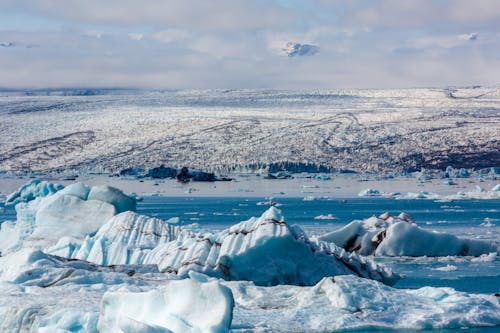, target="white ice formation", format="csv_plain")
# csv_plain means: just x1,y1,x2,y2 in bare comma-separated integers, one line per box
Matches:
358,188,382,197
49,204,398,286
318,212,498,256
0,250,498,332
98,275,234,333
4,179,63,206
0,182,136,255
